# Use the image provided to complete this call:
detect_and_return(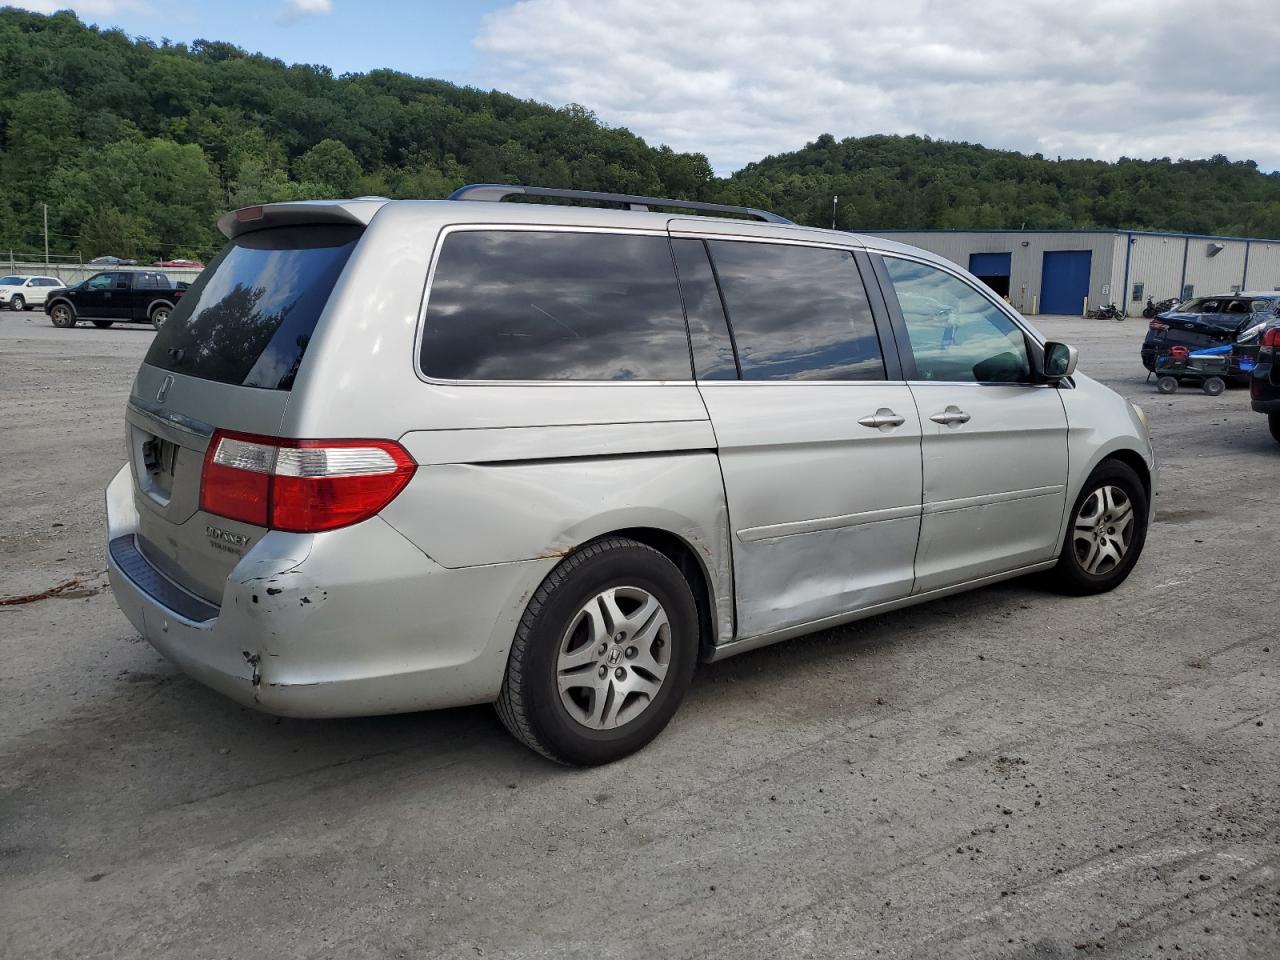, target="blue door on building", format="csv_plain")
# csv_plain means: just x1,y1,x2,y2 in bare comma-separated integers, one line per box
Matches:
969,252,1012,297
969,252,1011,277
1040,251,1092,315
